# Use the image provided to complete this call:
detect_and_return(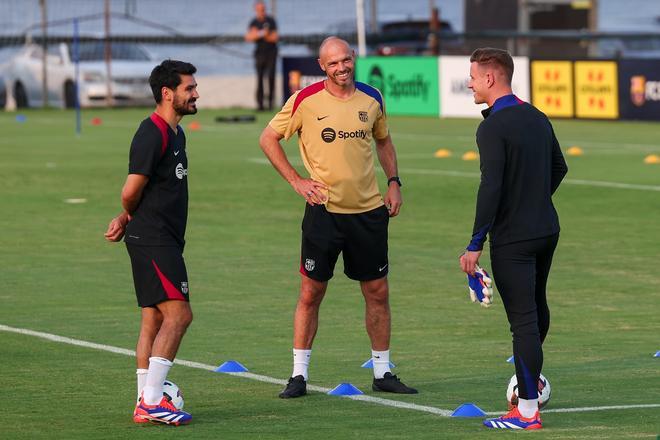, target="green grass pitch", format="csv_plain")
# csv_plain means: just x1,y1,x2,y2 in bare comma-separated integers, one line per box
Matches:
1,108,659,439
